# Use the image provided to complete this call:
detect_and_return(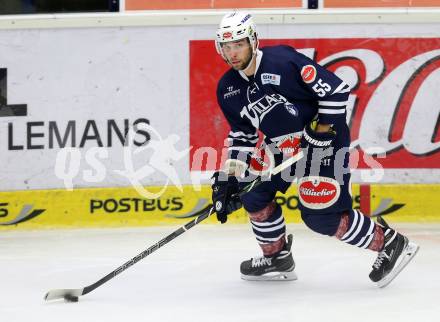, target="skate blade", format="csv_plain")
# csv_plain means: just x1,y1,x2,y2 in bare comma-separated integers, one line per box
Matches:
376,242,420,288
241,269,298,281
